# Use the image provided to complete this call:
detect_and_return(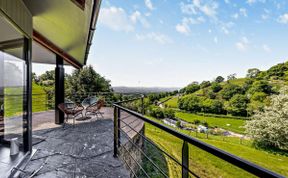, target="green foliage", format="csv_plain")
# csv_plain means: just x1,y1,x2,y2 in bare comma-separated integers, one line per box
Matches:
225,94,248,116
200,81,211,88
227,73,237,81
245,87,288,150
215,76,225,83
220,84,243,100
149,106,175,119
248,80,273,95
178,95,202,112
66,65,112,101
176,120,181,128
211,82,222,93
185,82,200,94
246,68,261,78
202,98,225,114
